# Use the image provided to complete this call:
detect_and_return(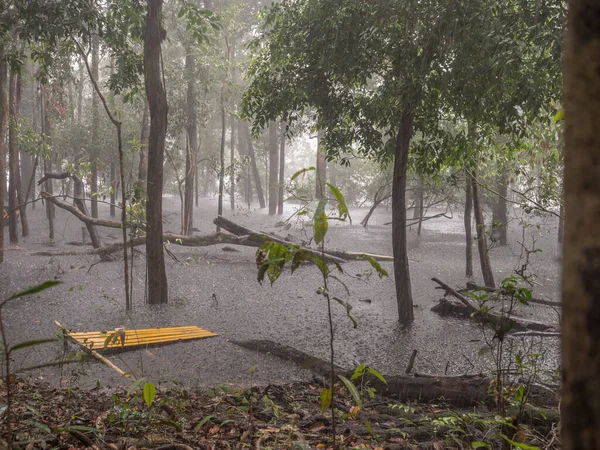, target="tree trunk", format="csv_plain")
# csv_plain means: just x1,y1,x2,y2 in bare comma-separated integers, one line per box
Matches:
0,57,7,263
229,114,235,212
109,161,116,217
184,51,196,236
464,170,474,278
493,168,508,246
392,111,414,323
137,99,150,202
8,70,20,242
237,119,251,206
278,122,285,215
316,130,327,199
471,168,495,288
77,57,84,123
243,122,265,208
41,86,54,240
561,2,600,447
216,92,226,230
90,34,99,219
268,121,279,215
144,0,169,305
